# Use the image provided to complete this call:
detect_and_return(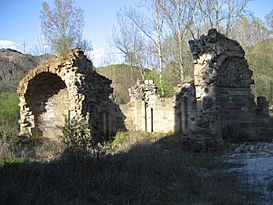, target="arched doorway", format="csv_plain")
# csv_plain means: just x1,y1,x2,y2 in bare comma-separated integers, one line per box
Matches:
25,72,69,138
